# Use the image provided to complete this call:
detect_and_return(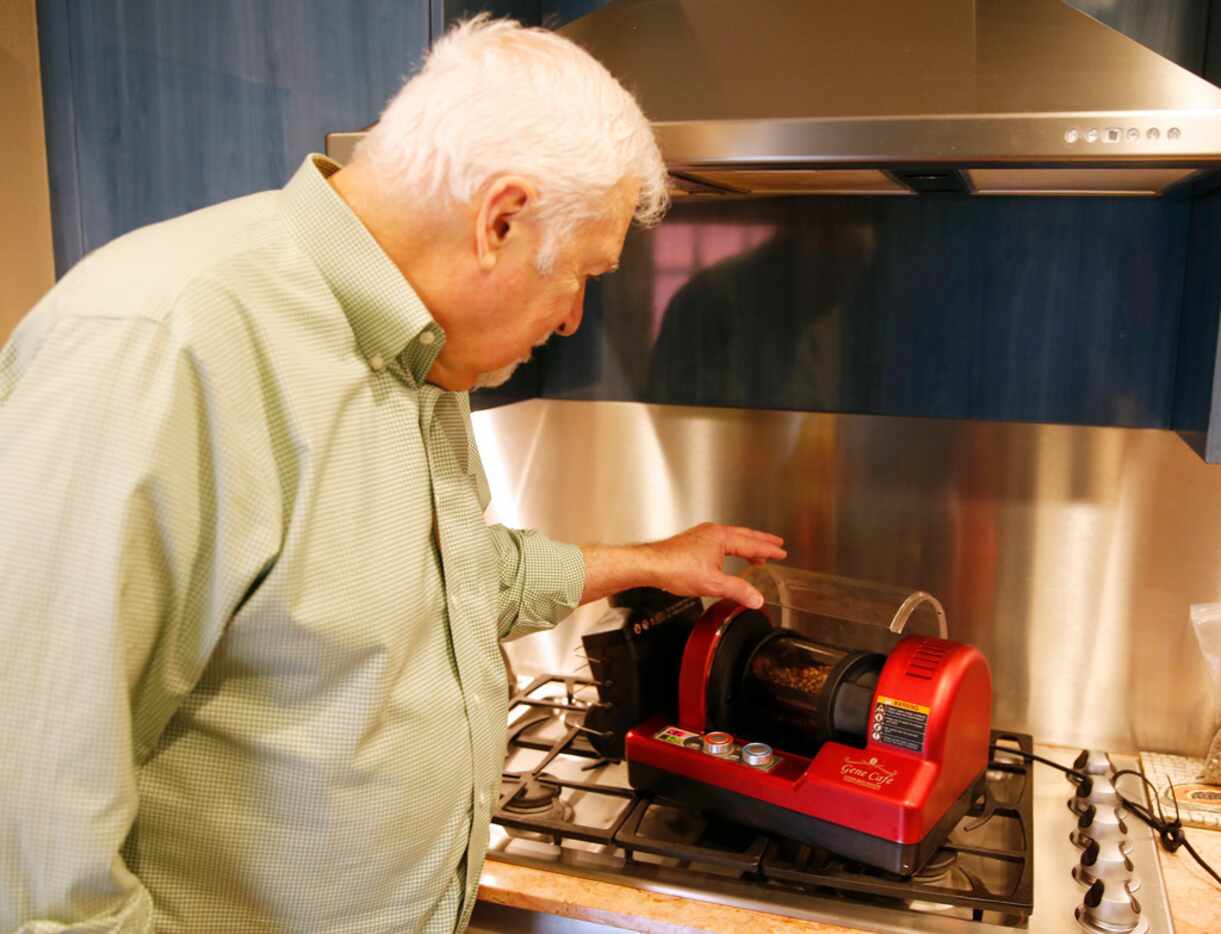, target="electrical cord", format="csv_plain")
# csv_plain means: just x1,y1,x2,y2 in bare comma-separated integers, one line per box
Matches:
1111,767,1221,888
989,744,1221,888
